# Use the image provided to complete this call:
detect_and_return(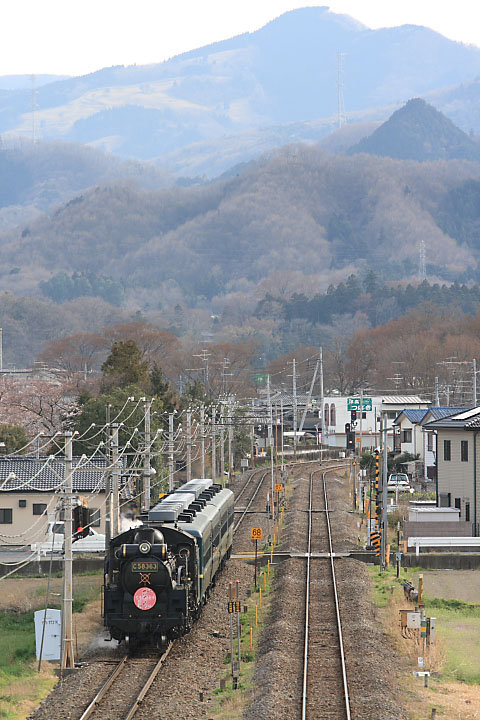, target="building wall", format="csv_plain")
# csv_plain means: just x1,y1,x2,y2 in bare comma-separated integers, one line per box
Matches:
0,492,107,546
404,521,472,539
436,428,479,529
